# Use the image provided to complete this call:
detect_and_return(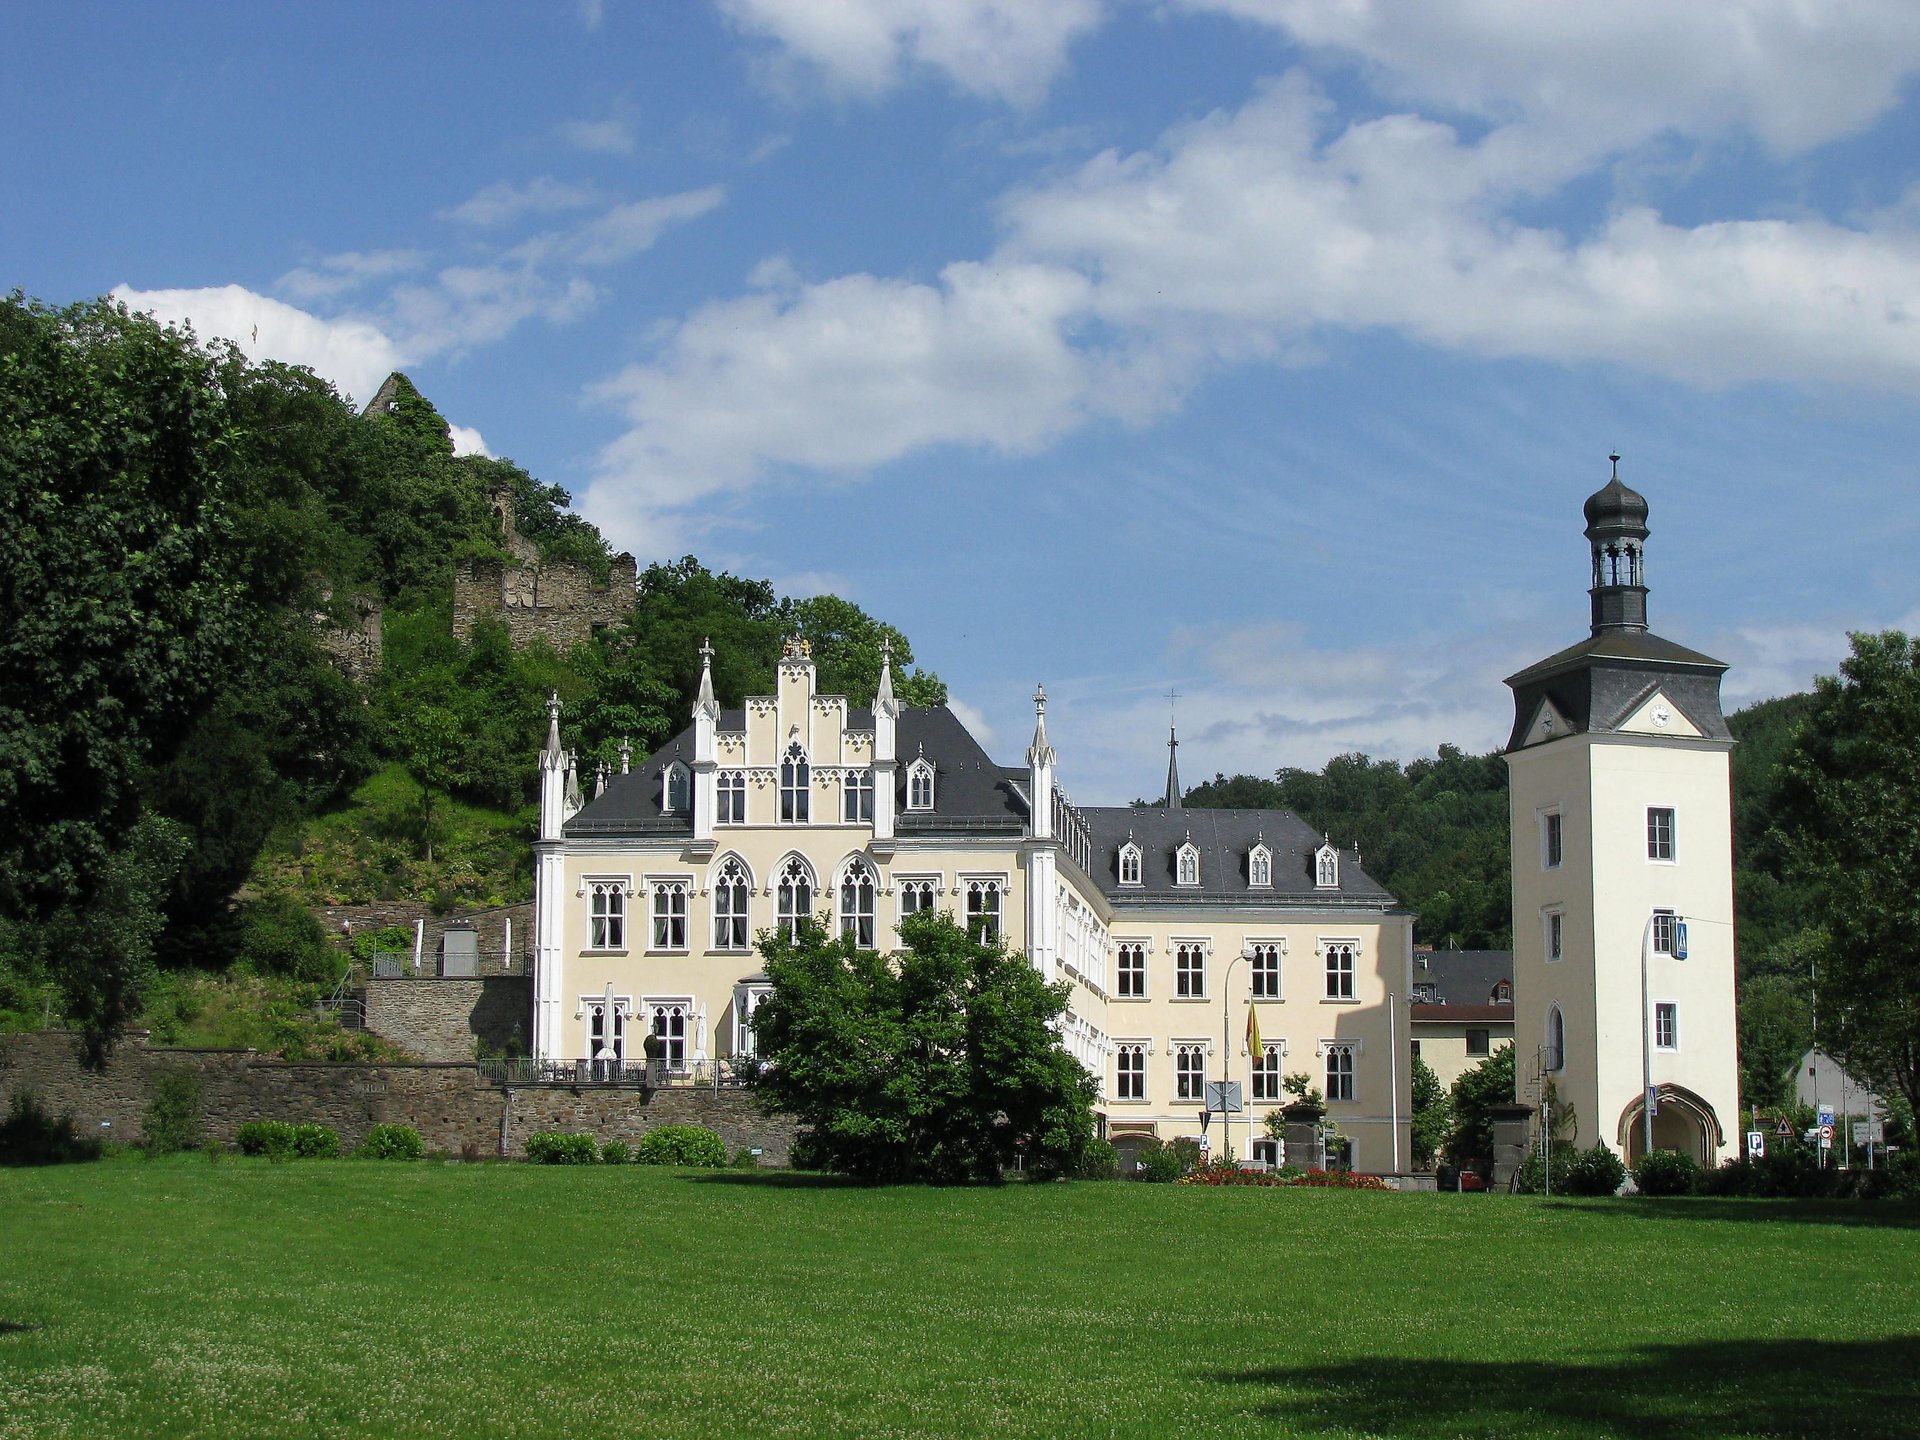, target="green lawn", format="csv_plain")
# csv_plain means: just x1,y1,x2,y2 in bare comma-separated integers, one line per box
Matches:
2,1161,1916,1439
